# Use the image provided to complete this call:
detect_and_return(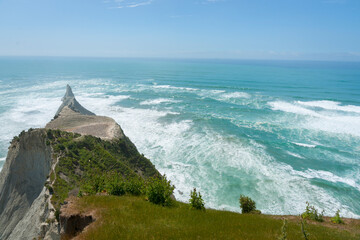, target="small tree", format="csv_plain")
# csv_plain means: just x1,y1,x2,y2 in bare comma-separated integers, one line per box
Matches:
189,188,205,211
239,195,259,214
301,202,324,222
331,210,344,224
146,175,175,206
